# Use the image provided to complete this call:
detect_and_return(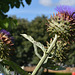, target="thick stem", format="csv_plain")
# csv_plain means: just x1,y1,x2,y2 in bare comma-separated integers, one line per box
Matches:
36,67,44,75
31,34,57,75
